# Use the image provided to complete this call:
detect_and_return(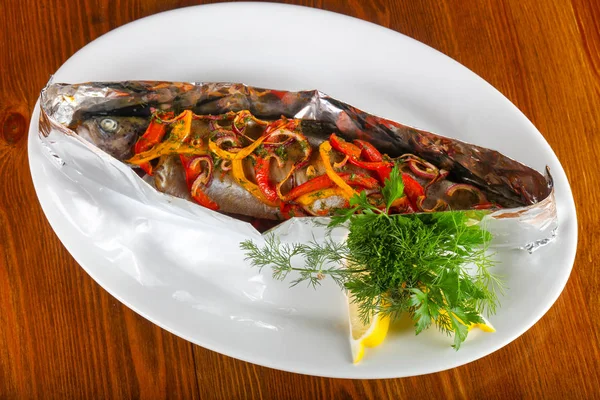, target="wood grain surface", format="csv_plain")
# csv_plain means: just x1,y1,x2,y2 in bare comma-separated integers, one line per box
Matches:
1,0,598,398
